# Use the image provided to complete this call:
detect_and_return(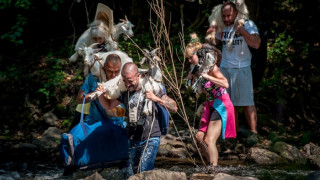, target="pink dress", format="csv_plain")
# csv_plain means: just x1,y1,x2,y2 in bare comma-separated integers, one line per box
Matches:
198,80,236,139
